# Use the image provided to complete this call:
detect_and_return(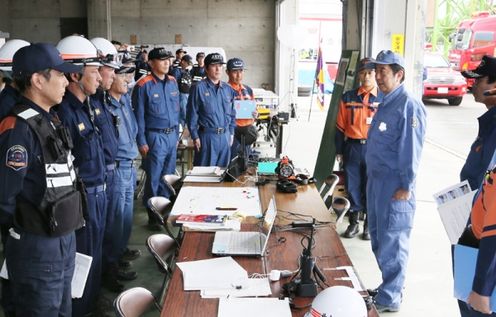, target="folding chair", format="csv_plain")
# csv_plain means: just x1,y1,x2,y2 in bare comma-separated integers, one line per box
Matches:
318,174,351,224
146,234,176,304
113,287,160,317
